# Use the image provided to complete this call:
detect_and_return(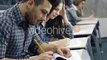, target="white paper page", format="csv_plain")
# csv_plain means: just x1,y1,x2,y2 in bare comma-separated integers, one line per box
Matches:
52,51,82,60
73,30,89,35
68,51,82,60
